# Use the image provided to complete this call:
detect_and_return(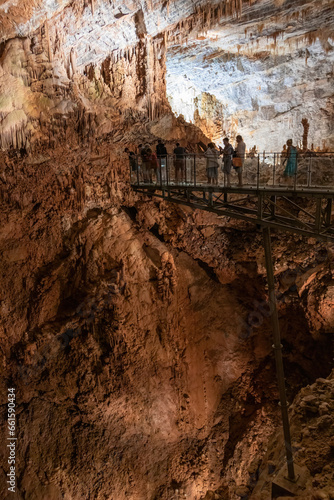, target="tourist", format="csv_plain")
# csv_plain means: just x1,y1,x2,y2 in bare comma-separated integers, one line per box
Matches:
205,142,220,185
147,147,159,183
156,139,167,183
141,144,151,183
234,135,246,186
156,139,167,157
124,147,137,173
282,139,298,185
222,138,233,187
173,142,186,183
